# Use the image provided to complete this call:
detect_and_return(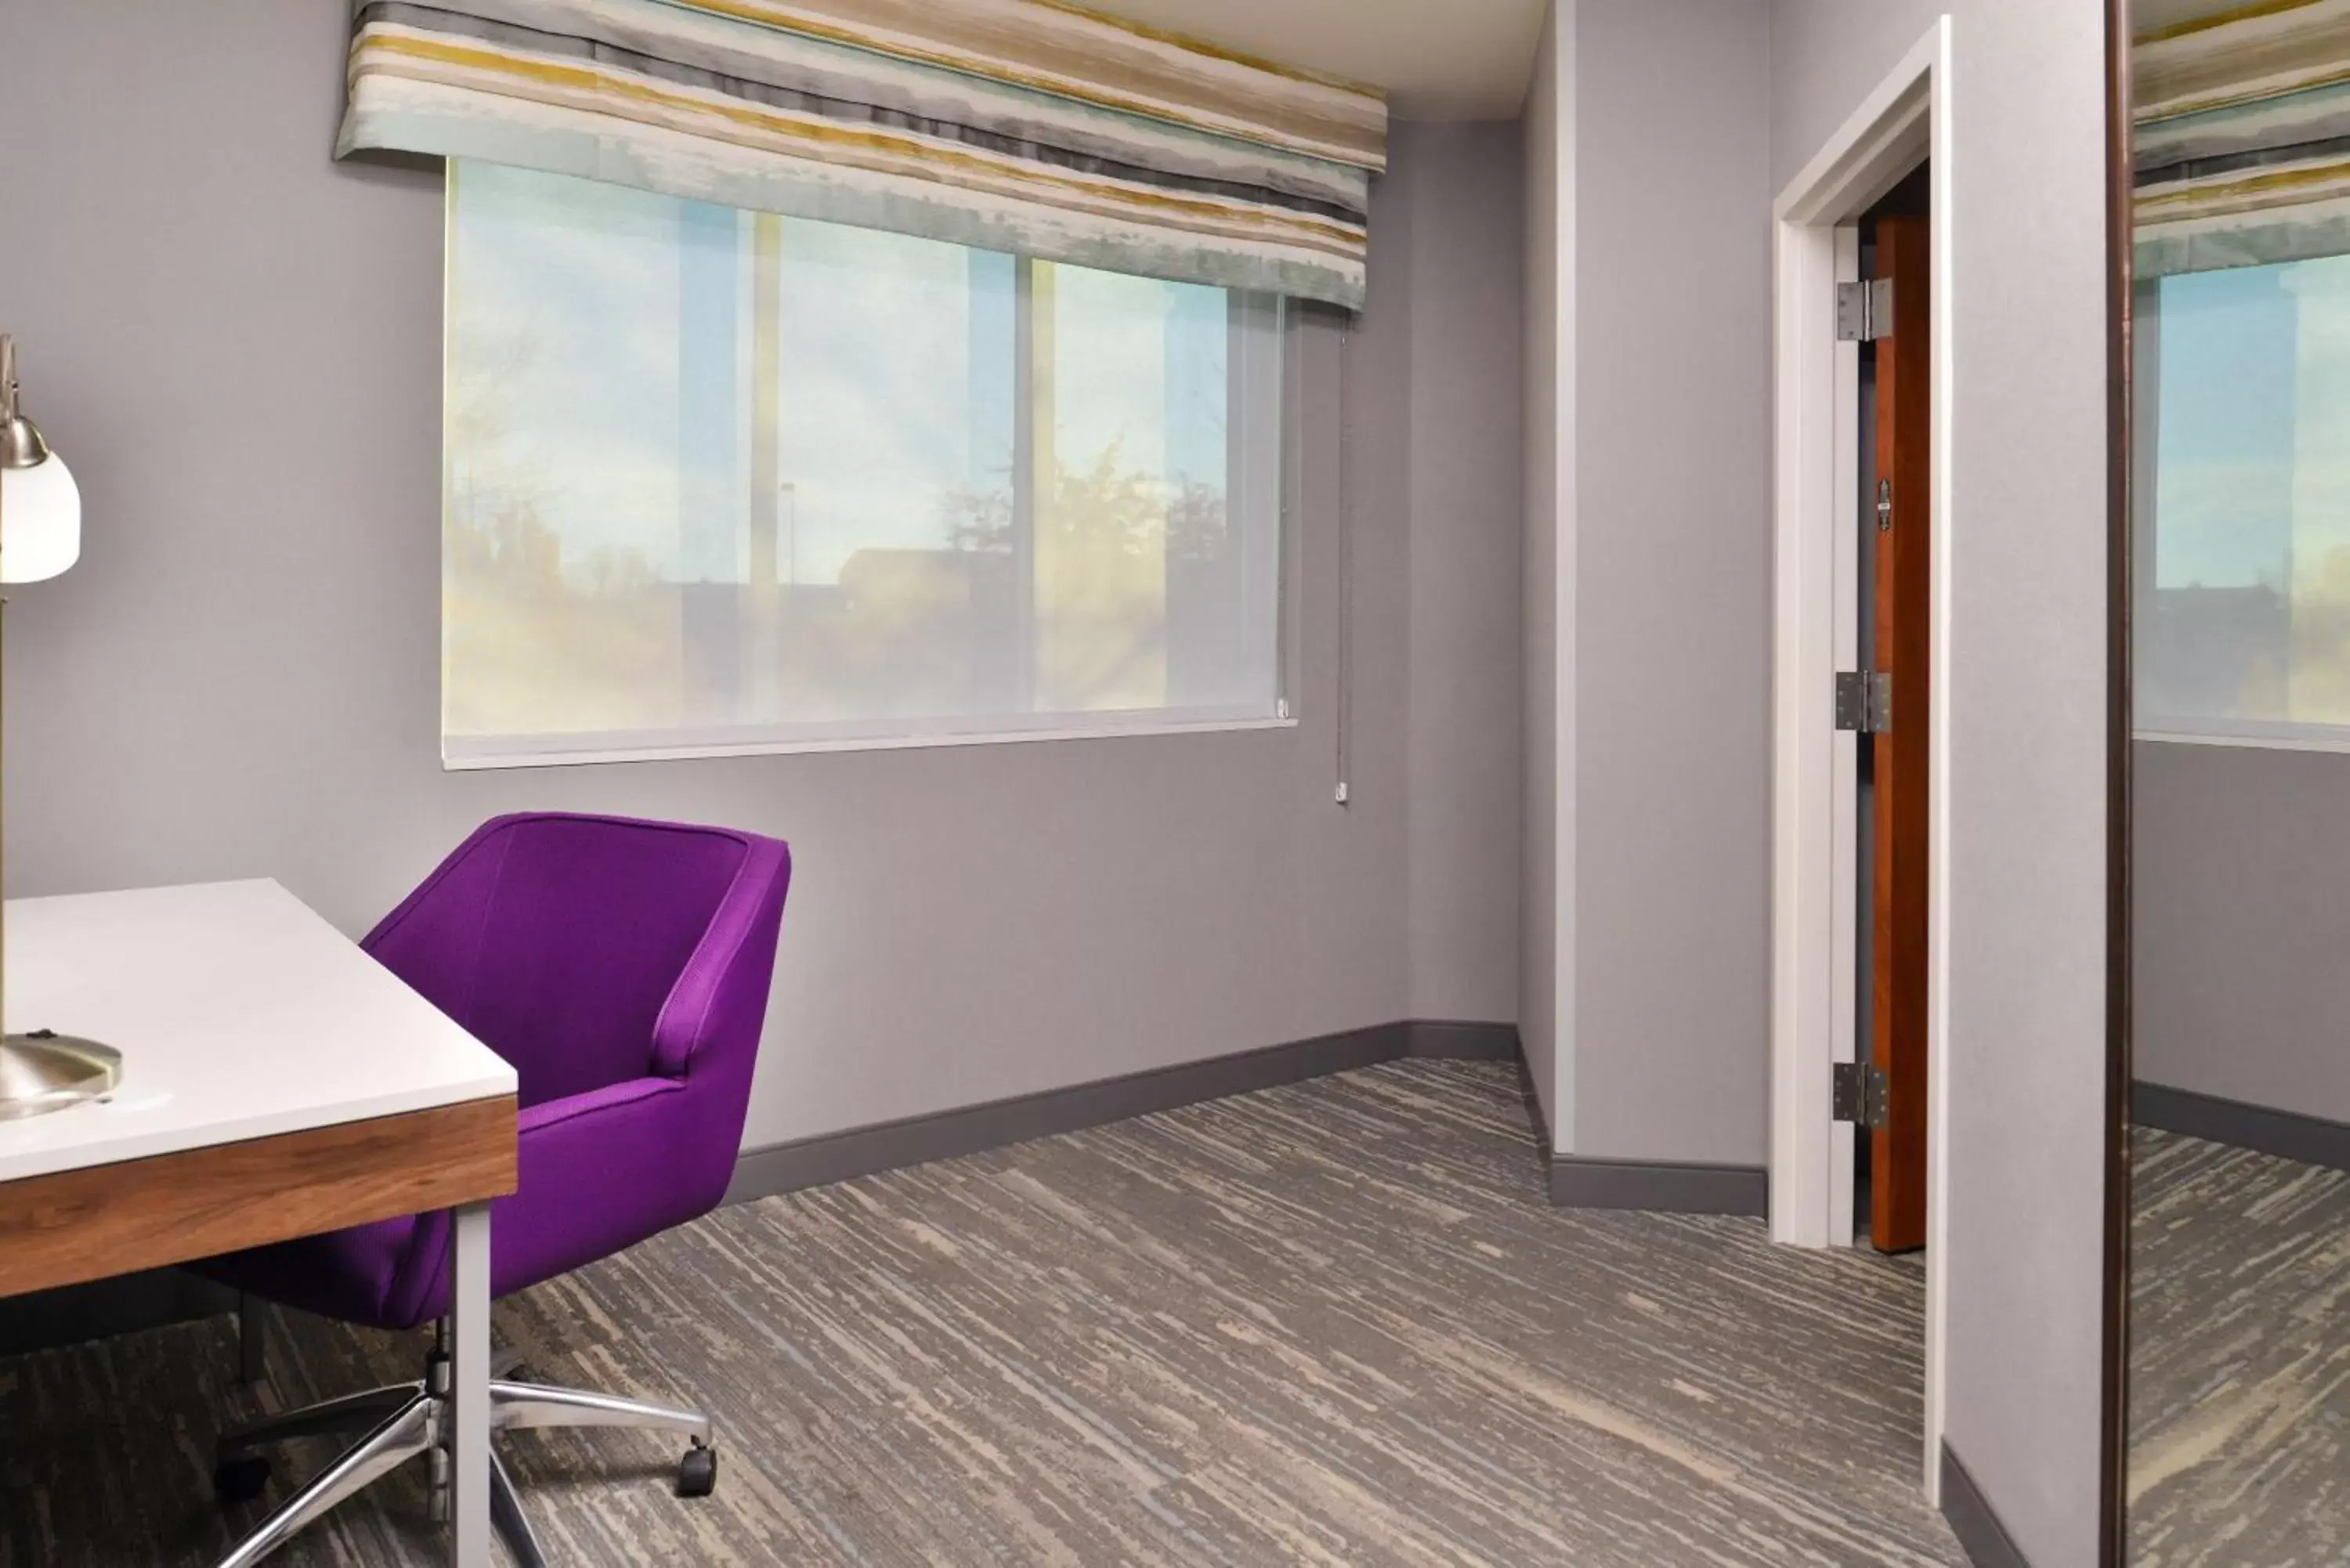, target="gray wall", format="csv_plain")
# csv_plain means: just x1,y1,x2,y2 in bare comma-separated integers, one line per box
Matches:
1772,4,2113,1565
1402,124,1524,1025
1571,0,1773,1165
1520,0,1567,1146
2136,739,2350,1122
0,5,1522,1158
1517,0,1776,1164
